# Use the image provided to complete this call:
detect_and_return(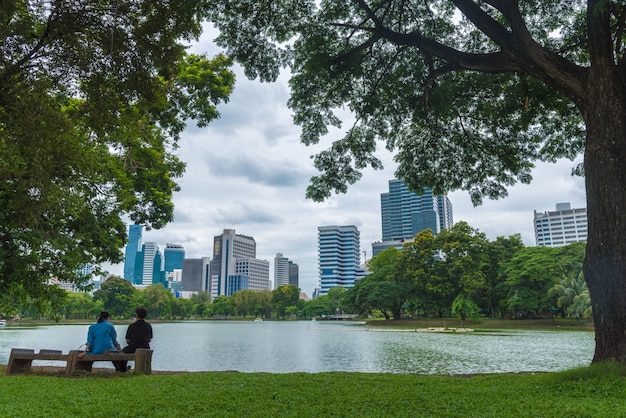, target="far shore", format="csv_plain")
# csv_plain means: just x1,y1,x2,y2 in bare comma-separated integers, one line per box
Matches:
1,317,595,330
365,317,594,330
